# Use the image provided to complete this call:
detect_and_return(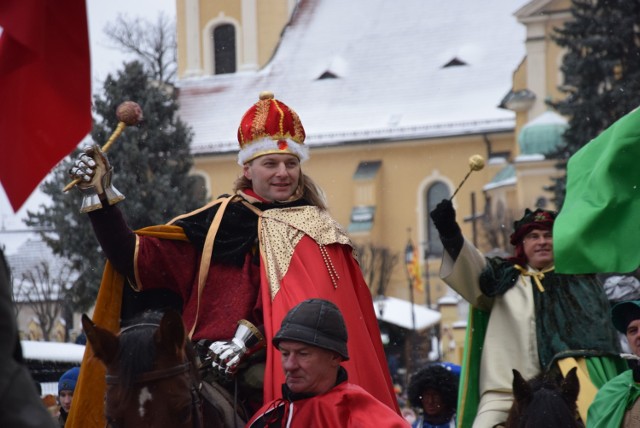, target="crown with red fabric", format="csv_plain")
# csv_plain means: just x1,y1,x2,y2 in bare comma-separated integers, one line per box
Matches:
236,91,308,165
